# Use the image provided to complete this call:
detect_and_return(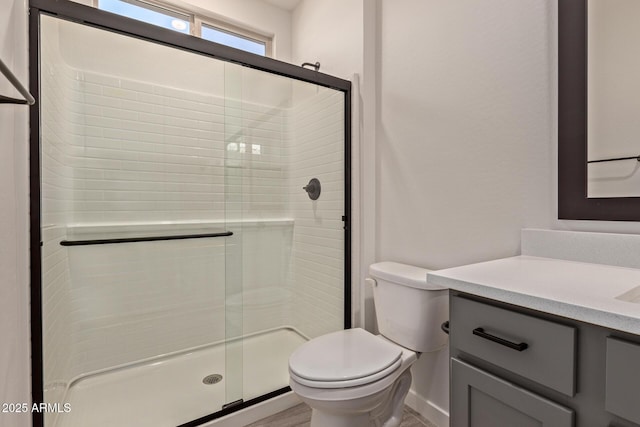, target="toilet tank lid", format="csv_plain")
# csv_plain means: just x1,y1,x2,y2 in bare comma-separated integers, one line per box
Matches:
369,262,446,290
